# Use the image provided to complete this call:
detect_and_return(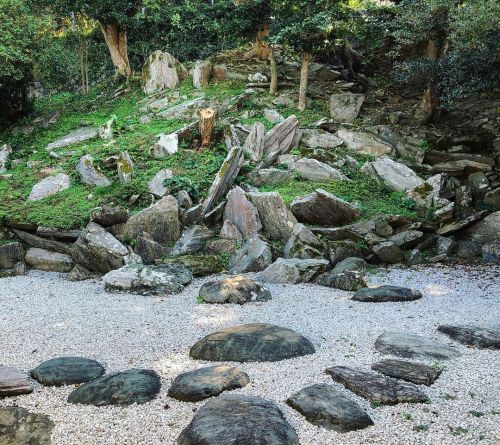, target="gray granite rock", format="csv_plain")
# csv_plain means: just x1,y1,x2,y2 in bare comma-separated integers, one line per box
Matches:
28,173,71,201
337,128,392,157
438,324,500,350
260,258,329,284
91,205,129,227
31,357,105,386
199,275,271,304
76,154,112,187
353,286,422,303
284,223,326,260
169,225,214,256
371,359,442,386
148,169,173,197
228,235,272,274
373,241,405,264
330,93,365,123
142,50,188,94
316,257,367,291
46,127,98,151
291,158,348,182
301,129,343,149
243,122,265,162
25,247,73,272
224,186,262,238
